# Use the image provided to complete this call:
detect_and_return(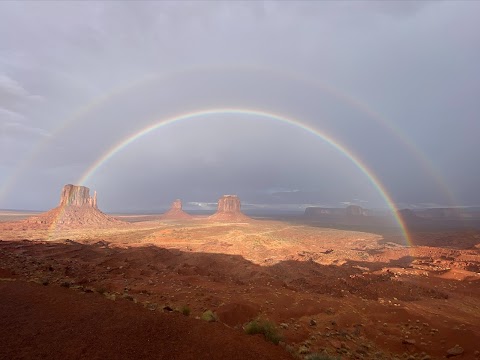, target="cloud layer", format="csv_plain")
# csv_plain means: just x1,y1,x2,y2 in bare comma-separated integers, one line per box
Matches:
0,1,479,211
